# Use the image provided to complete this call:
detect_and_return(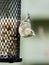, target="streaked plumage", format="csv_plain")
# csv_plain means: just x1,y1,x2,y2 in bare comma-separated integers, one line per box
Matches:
19,14,35,37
